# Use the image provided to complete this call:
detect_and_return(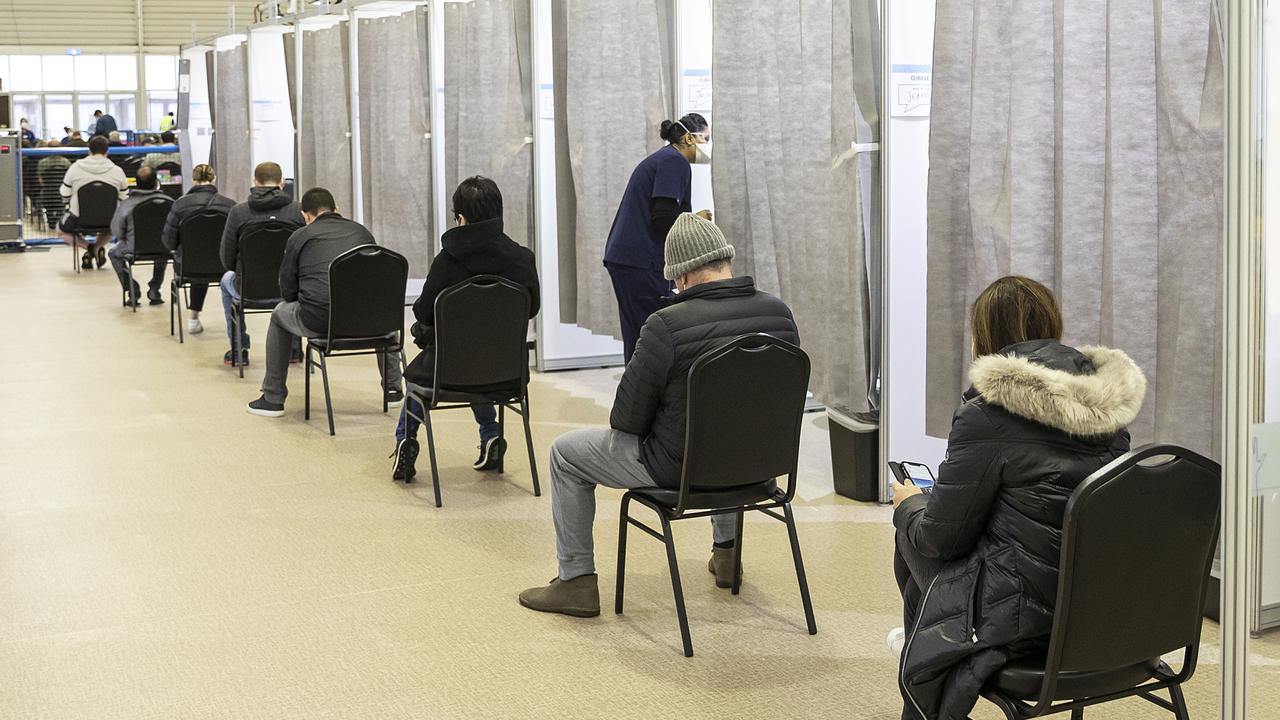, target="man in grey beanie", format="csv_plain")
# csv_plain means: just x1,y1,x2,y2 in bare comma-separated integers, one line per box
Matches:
520,213,800,618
